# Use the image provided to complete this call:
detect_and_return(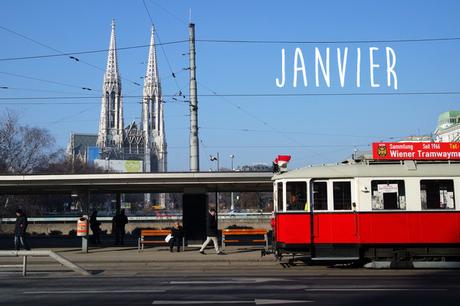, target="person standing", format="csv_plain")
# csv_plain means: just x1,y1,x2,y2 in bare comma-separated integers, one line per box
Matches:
169,222,184,252
90,210,102,245
199,208,223,255
14,209,30,250
112,209,128,245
